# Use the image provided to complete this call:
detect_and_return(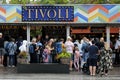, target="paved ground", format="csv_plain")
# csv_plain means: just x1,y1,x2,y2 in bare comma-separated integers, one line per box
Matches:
0,65,119,80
